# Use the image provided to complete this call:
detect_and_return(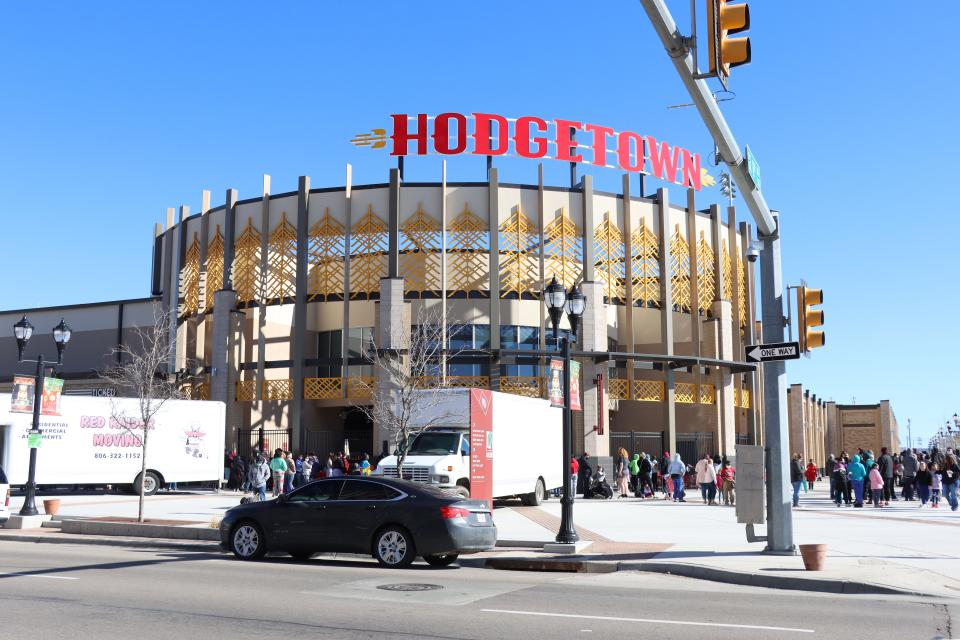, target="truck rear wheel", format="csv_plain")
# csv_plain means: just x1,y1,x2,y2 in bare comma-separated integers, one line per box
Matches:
454,485,470,499
134,471,160,496
521,478,545,506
